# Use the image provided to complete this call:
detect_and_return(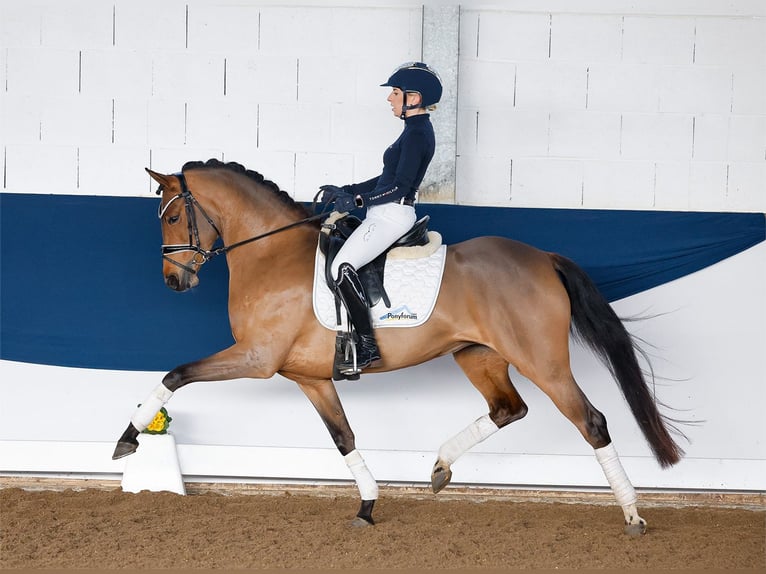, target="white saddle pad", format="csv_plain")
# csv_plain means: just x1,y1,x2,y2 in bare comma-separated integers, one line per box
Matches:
312,233,447,329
